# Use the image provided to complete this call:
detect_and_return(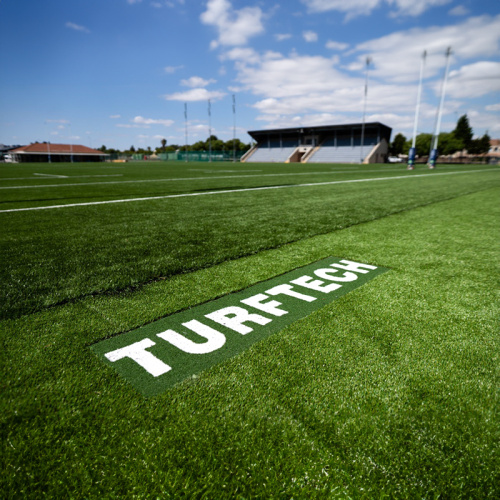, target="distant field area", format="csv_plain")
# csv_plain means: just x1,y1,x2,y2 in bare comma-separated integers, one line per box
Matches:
1,161,498,319
1,161,499,498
